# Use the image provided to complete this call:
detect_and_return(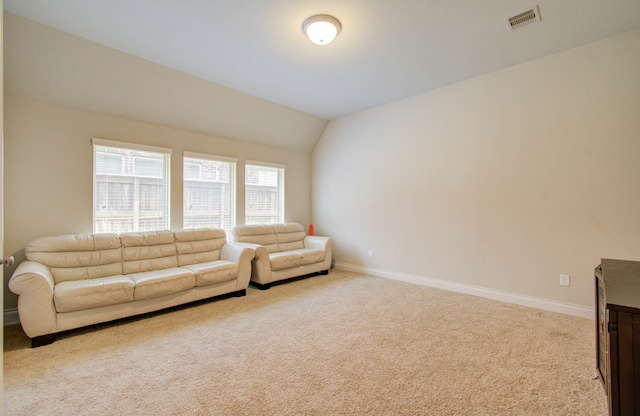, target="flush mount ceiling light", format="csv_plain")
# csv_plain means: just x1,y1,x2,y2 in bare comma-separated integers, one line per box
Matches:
302,14,341,45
